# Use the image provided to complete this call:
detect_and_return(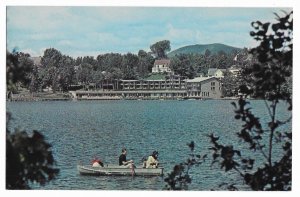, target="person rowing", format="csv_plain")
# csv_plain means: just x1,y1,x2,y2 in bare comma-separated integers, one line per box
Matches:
119,148,135,175
119,148,135,166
